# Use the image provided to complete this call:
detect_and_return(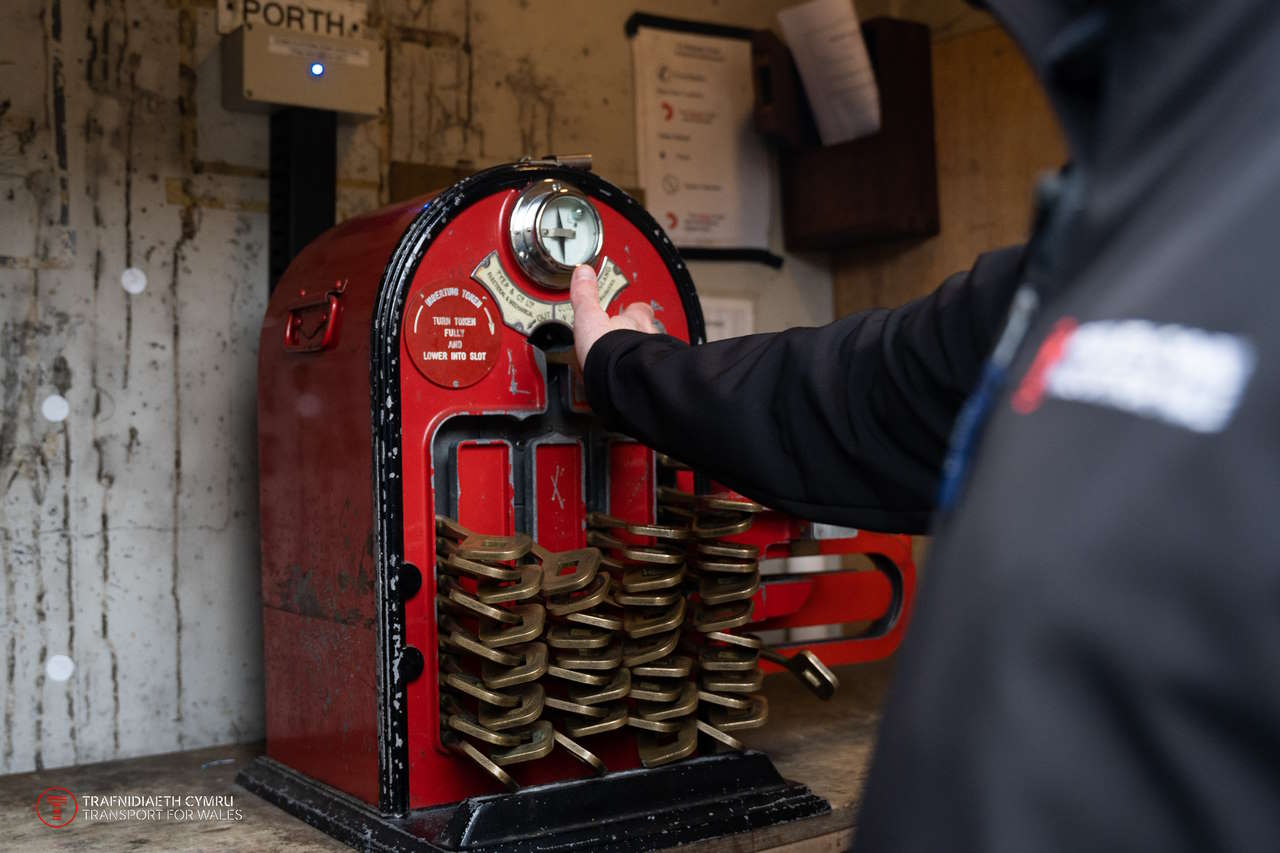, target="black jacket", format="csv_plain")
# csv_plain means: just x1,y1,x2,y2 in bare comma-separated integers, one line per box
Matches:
585,1,1280,850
